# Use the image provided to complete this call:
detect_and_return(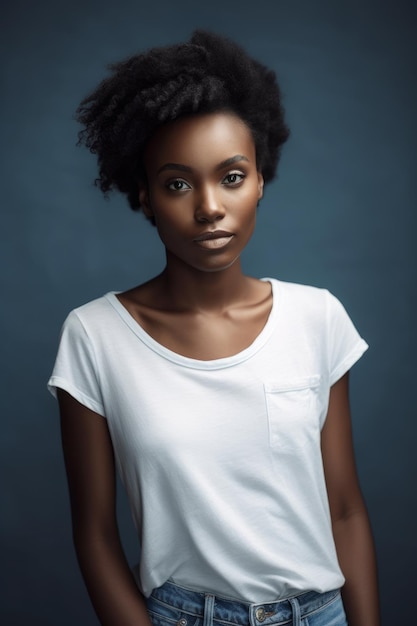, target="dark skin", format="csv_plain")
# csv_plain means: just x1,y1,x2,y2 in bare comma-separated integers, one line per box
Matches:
59,112,380,625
